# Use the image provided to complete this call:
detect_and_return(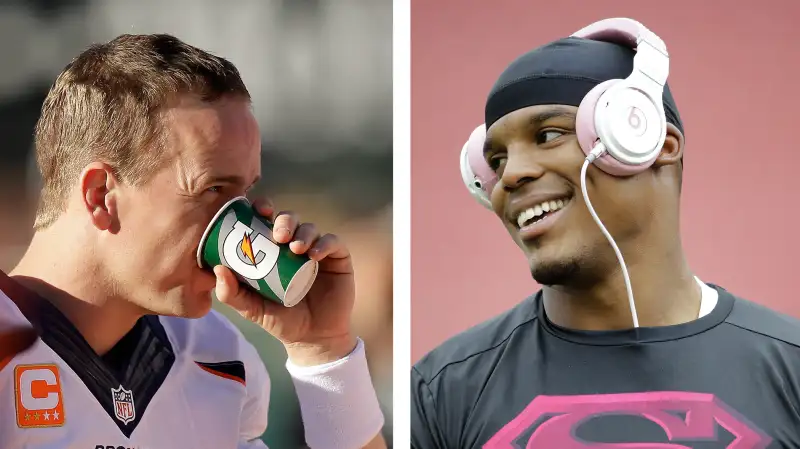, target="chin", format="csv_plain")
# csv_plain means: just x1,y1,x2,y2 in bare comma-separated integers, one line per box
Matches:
153,290,214,319
528,240,613,288
525,239,585,287
523,222,609,287
178,292,214,319
530,257,581,286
